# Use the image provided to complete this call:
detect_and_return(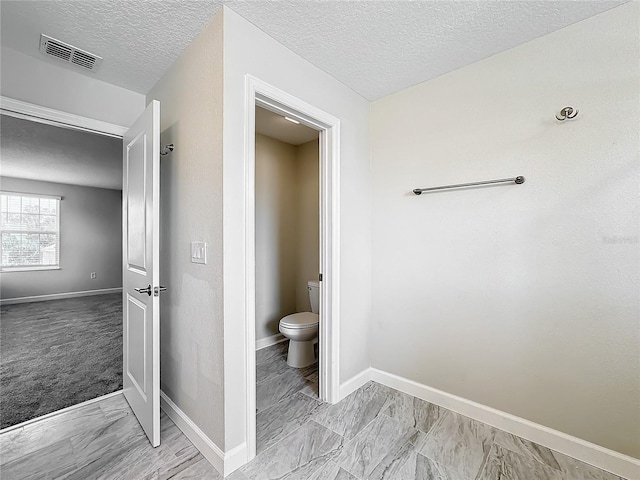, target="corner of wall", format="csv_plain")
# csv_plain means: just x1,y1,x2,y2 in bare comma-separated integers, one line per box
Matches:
146,4,226,451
